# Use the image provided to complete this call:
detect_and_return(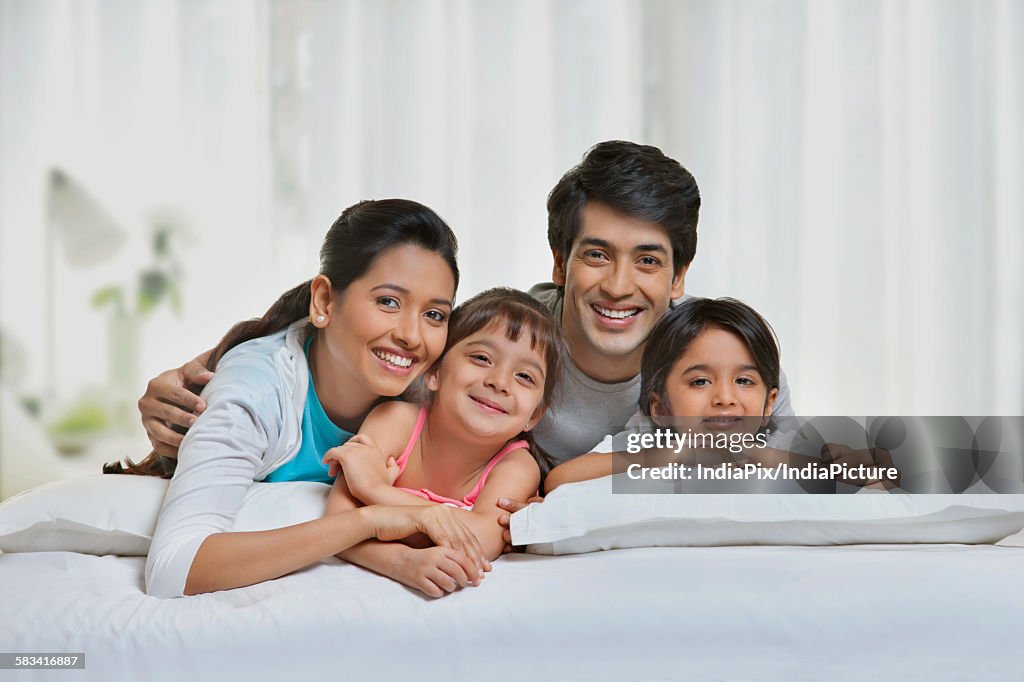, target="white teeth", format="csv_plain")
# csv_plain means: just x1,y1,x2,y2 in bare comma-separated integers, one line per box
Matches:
593,305,640,320
374,350,413,368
